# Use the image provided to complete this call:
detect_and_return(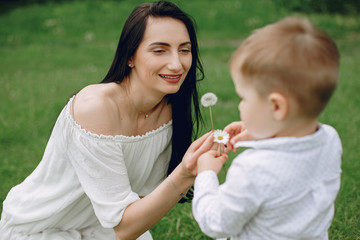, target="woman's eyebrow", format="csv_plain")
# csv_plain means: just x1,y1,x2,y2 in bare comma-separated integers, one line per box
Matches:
180,41,191,46
149,41,191,47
